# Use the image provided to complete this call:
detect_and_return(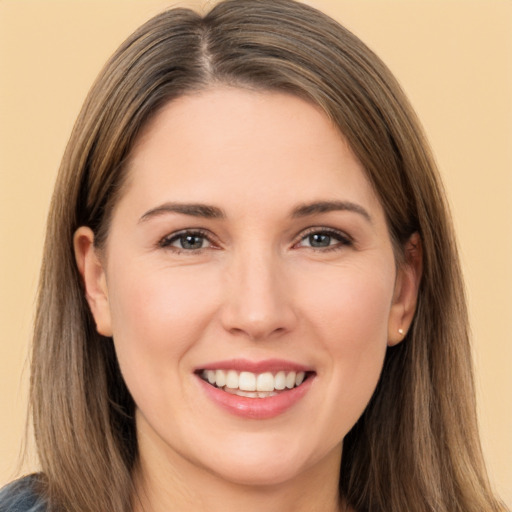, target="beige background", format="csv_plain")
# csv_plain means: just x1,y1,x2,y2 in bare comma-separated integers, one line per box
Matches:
1,0,510,506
